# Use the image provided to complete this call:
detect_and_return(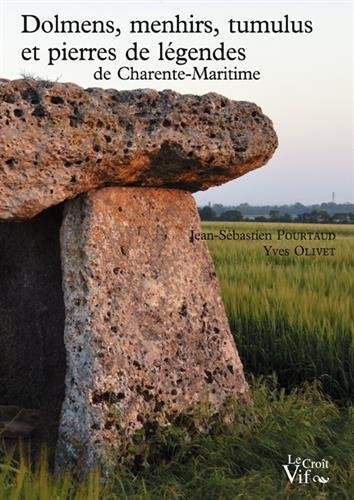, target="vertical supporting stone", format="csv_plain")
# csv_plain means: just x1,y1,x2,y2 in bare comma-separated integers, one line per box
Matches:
56,187,249,472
